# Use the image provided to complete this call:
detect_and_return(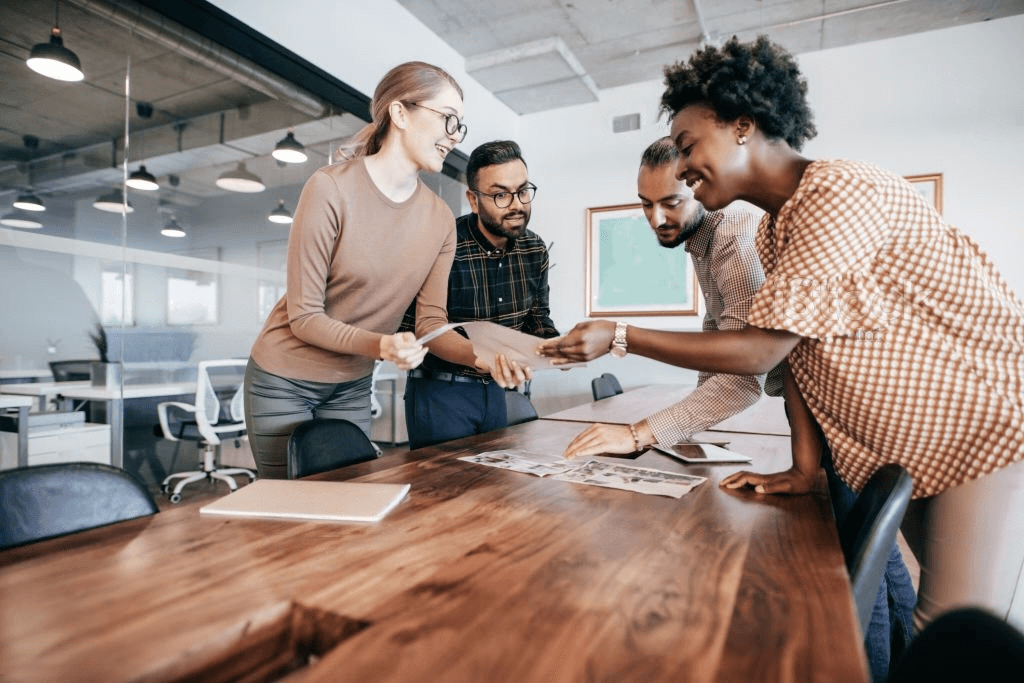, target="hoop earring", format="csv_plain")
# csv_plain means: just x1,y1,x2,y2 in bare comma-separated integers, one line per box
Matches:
737,135,748,145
